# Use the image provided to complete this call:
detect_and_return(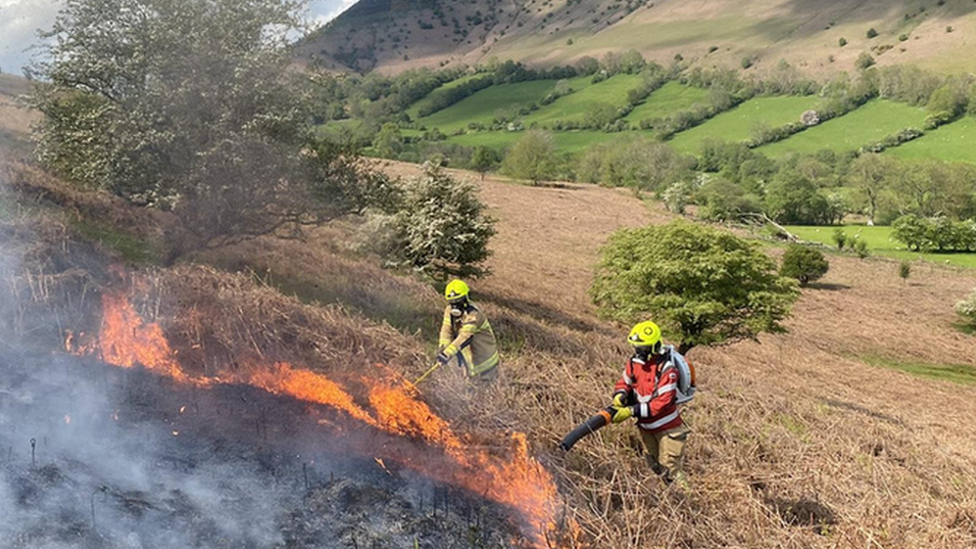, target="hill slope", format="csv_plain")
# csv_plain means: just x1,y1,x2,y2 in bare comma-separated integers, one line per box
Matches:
302,0,976,75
